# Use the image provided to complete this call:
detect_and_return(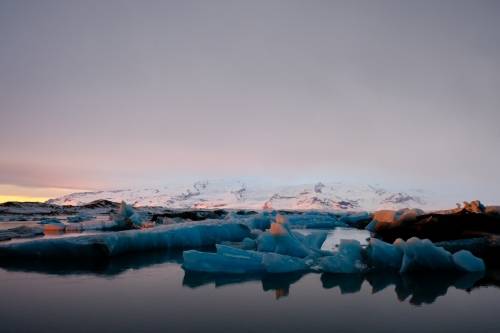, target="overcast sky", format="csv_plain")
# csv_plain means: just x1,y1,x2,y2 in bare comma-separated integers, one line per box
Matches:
1,0,499,200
